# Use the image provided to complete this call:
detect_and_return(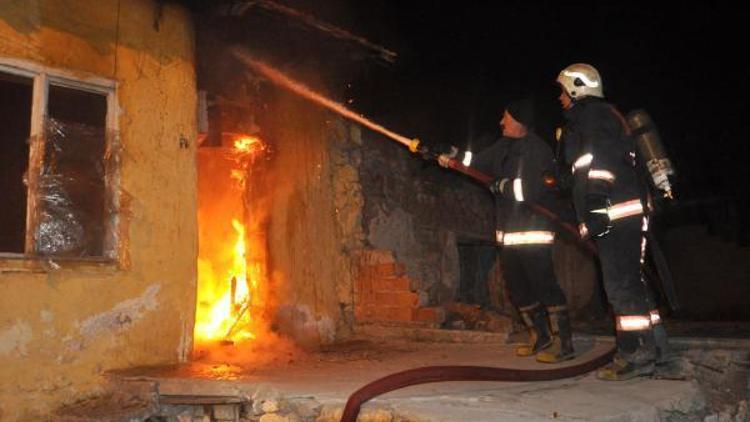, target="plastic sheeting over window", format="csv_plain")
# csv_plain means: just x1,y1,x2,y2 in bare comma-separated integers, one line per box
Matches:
24,83,115,258
30,117,108,257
